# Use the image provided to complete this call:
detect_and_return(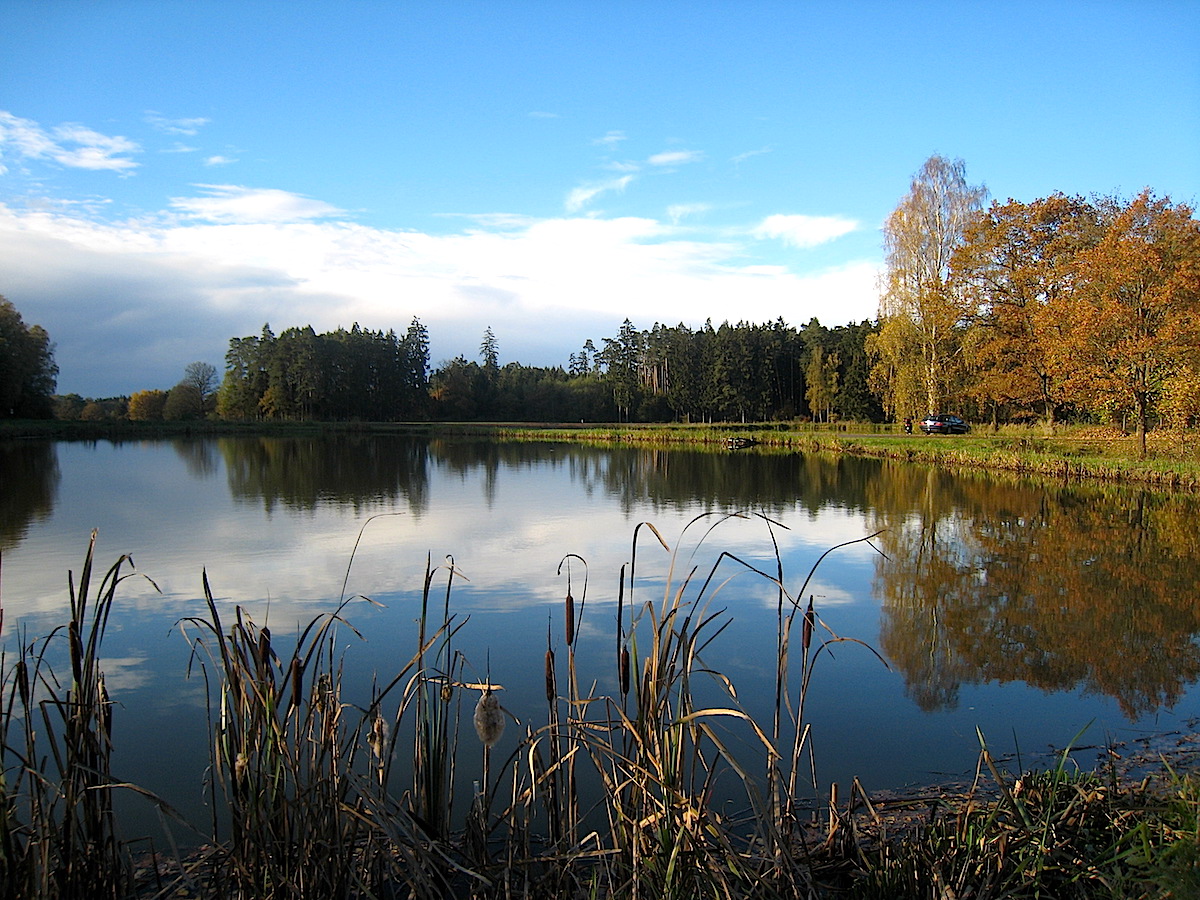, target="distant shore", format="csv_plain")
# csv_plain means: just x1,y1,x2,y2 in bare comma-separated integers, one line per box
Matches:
5,418,1198,490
